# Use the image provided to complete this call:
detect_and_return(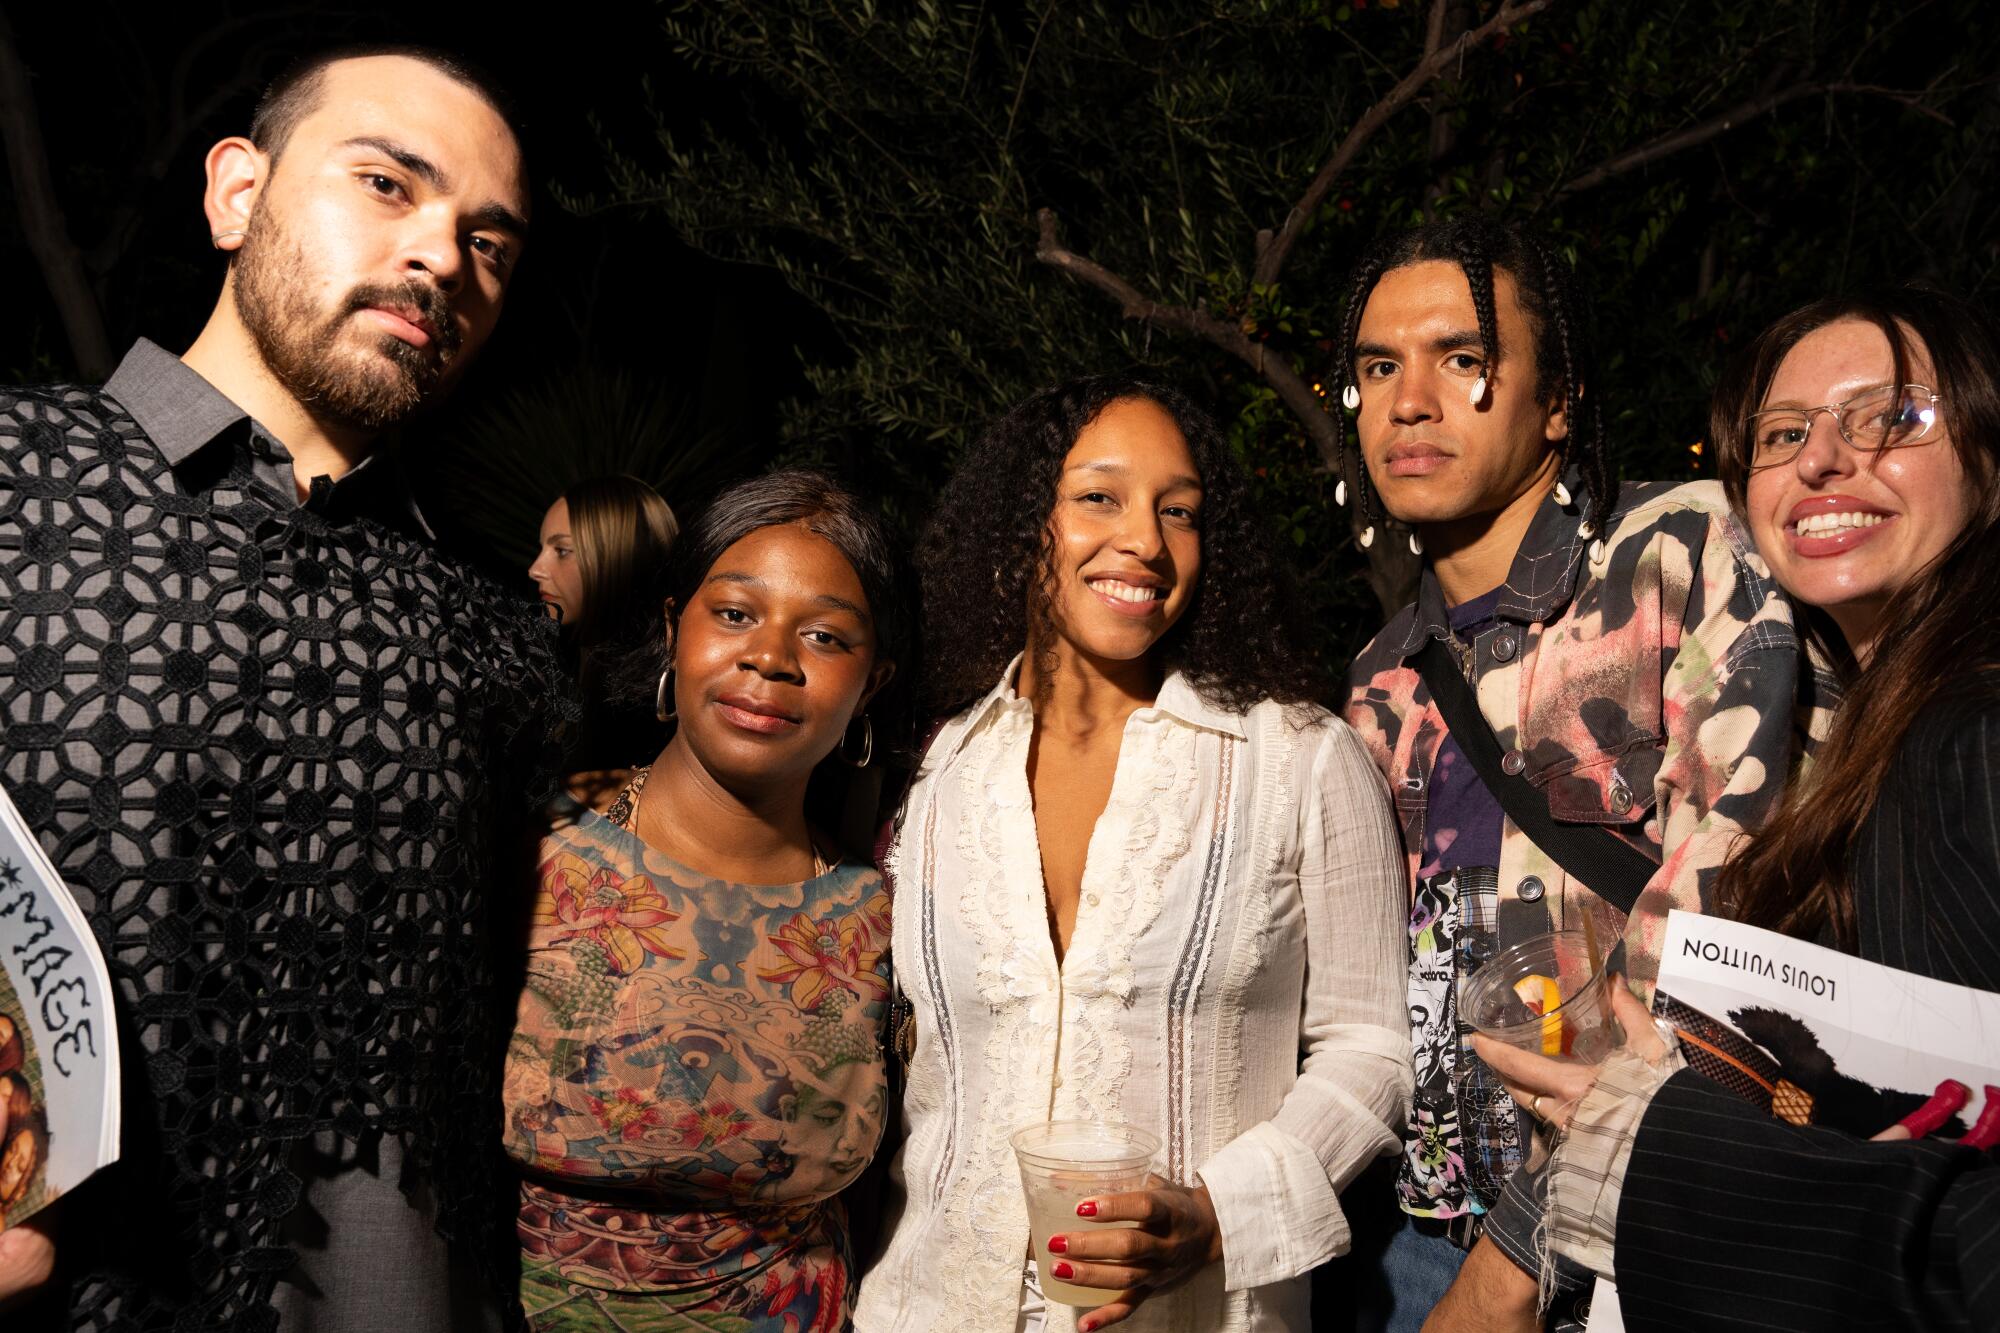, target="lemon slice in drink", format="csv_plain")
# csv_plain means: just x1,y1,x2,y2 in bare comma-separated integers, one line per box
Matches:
1511,974,1565,1056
